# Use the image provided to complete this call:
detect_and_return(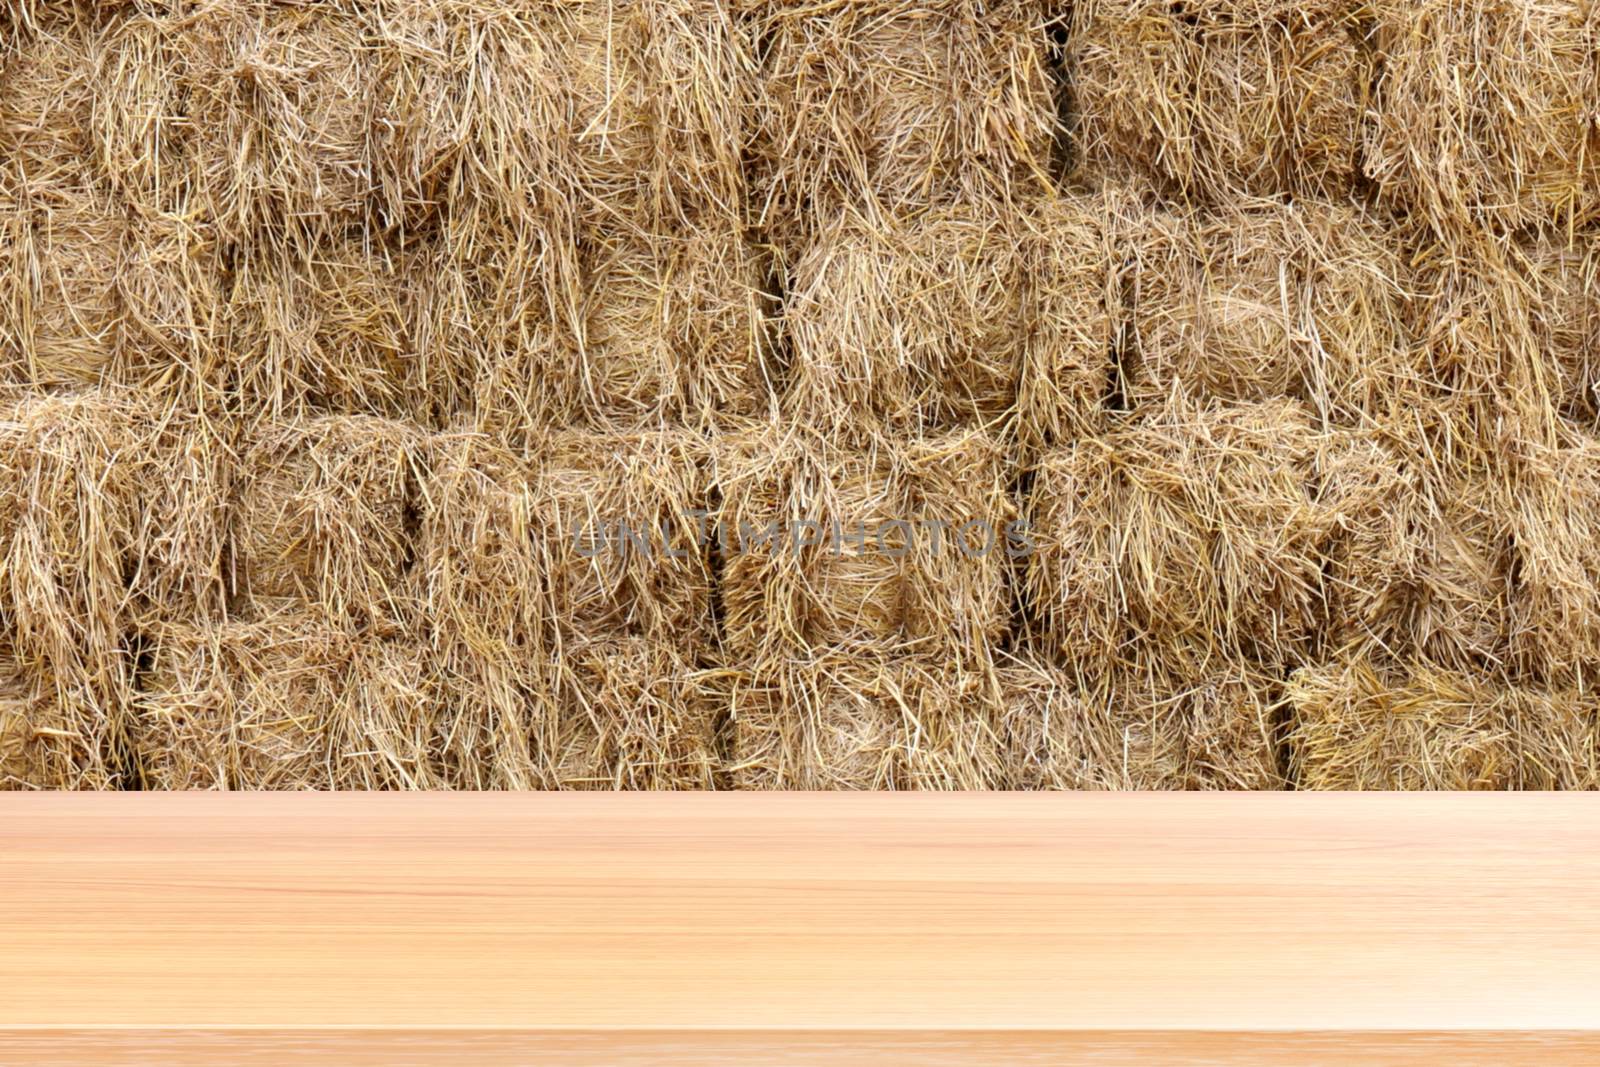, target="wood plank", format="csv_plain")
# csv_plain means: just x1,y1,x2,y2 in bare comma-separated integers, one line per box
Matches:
2,794,1597,1061
6,1031,1600,1066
